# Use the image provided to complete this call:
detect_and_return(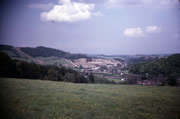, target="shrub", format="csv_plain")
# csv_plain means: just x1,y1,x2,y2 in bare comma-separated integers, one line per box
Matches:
94,77,110,84
64,73,76,82
167,76,178,86
88,73,95,83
